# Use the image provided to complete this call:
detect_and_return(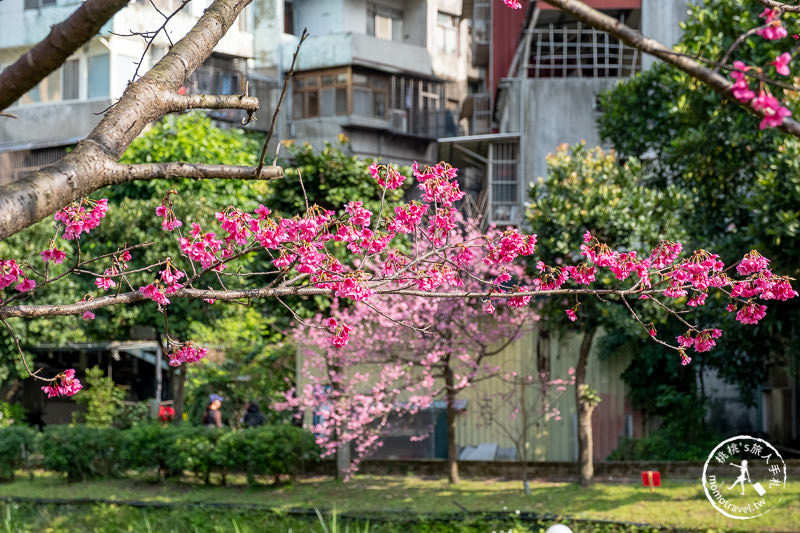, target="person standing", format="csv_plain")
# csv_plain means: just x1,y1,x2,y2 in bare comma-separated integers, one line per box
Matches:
202,394,224,427
242,401,265,428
